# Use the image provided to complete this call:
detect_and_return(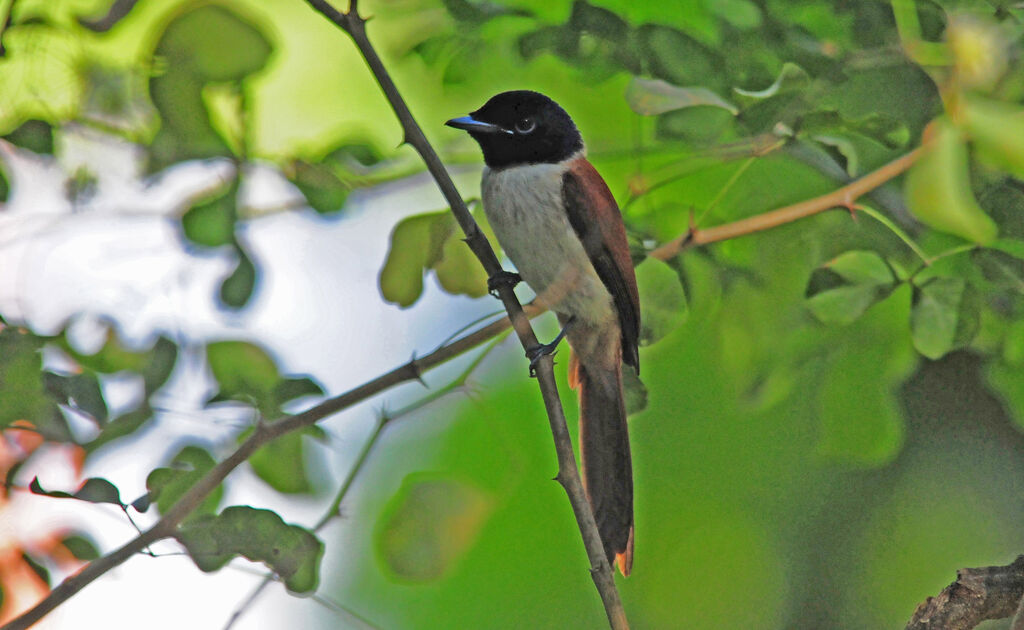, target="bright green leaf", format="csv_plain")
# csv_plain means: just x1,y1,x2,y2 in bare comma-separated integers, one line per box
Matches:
175,505,324,593
962,95,1024,179
905,117,997,244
